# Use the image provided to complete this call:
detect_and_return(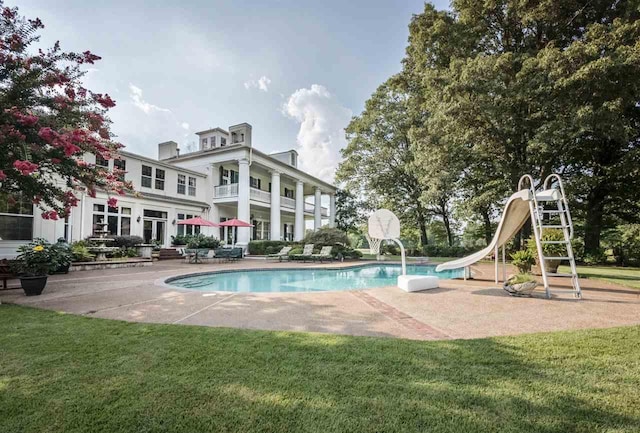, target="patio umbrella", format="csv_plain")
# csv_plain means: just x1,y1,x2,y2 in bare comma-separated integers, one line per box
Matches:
177,216,220,227
218,218,253,228
218,218,253,247
177,217,220,263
